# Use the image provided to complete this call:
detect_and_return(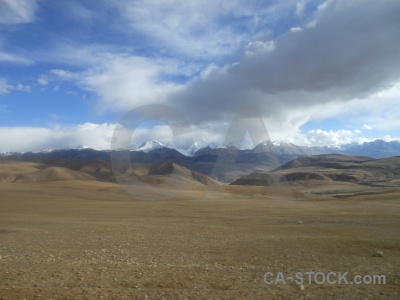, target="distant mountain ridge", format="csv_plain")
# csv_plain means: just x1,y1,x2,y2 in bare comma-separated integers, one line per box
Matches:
230,154,400,197
2,139,399,159
2,139,400,183
135,140,165,152
141,138,394,158
340,139,400,158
